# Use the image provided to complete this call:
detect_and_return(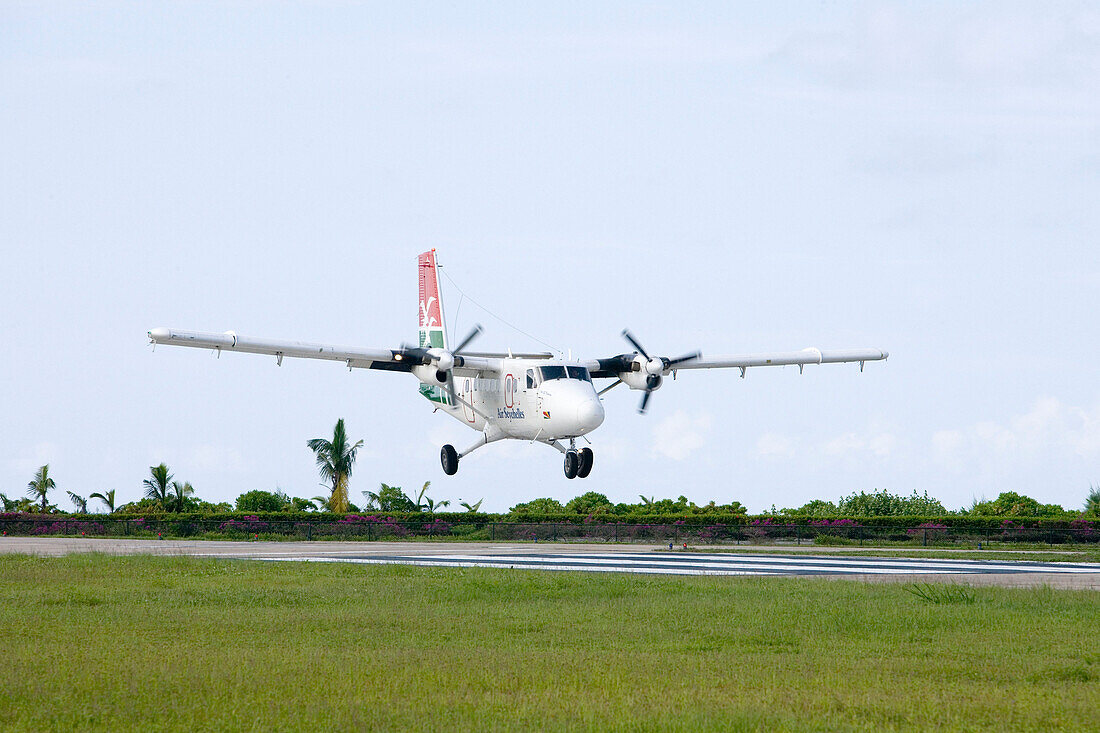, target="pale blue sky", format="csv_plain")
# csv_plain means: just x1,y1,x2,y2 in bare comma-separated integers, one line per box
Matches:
2,2,1098,513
